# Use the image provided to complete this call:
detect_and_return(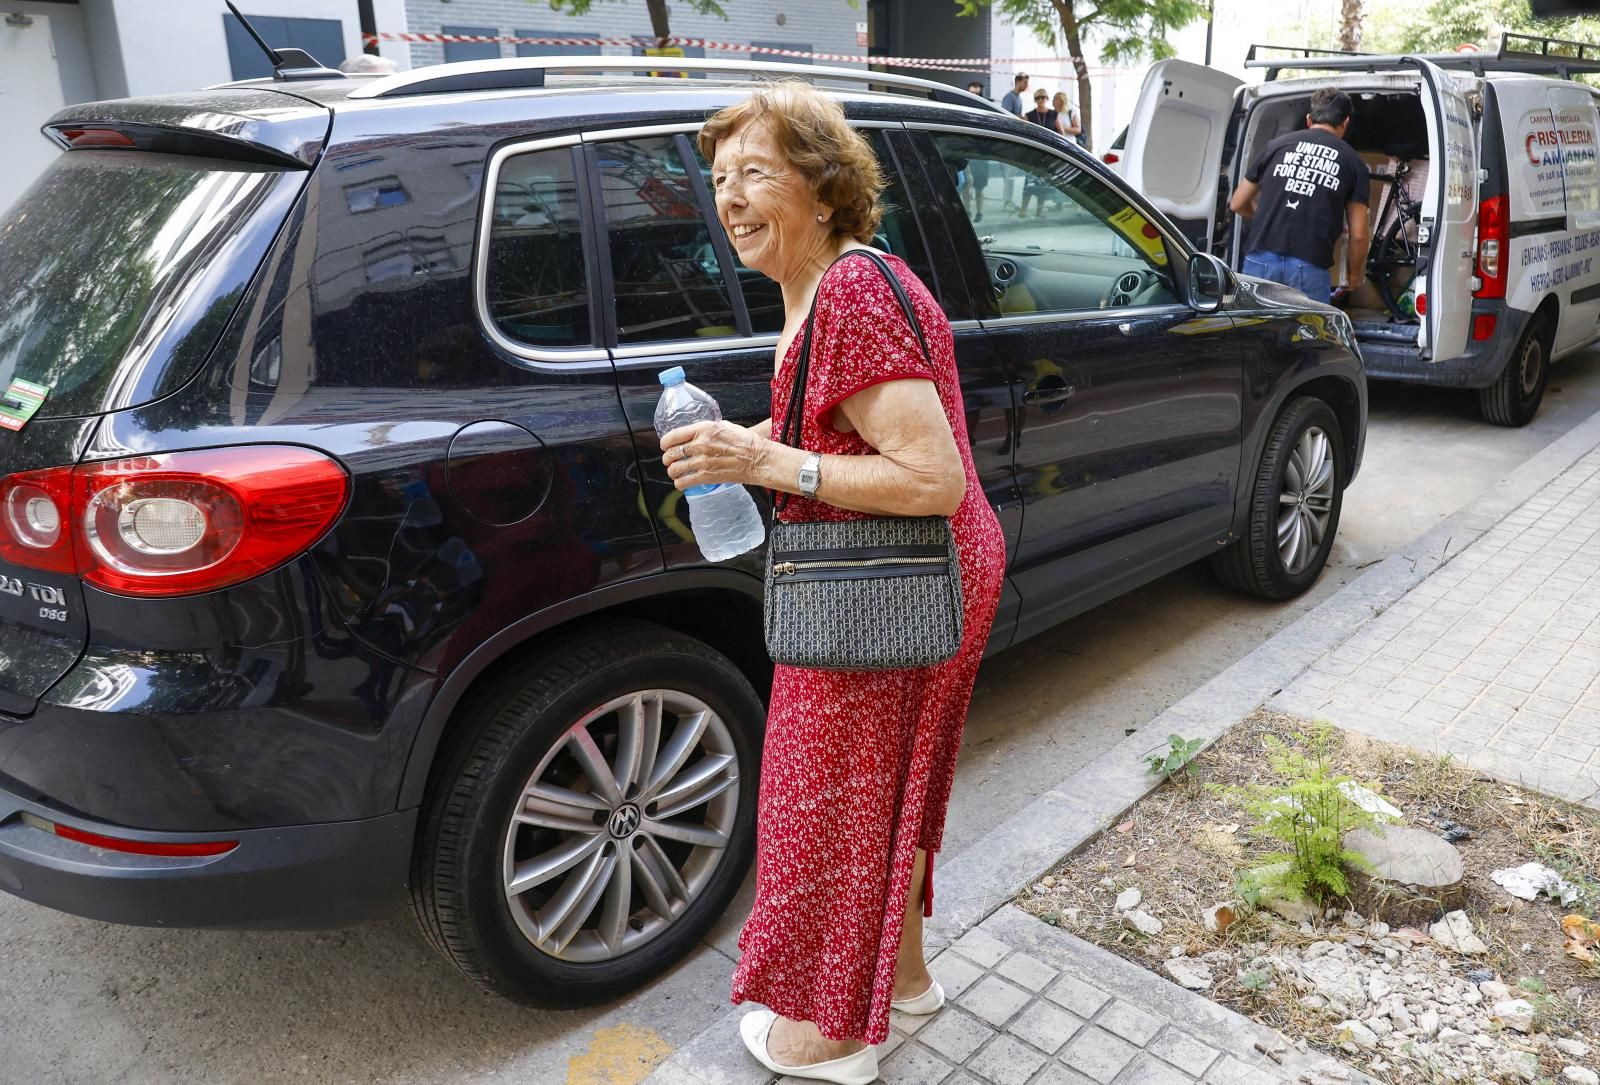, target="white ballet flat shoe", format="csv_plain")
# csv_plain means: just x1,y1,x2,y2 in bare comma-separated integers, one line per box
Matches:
738,1009,880,1085
889,979,945,1015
